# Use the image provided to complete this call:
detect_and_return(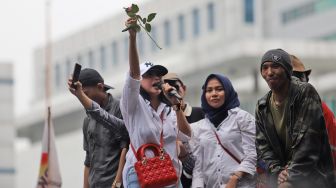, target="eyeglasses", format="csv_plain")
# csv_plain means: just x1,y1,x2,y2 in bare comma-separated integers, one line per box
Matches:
164,80,181,92
293,71,309,82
